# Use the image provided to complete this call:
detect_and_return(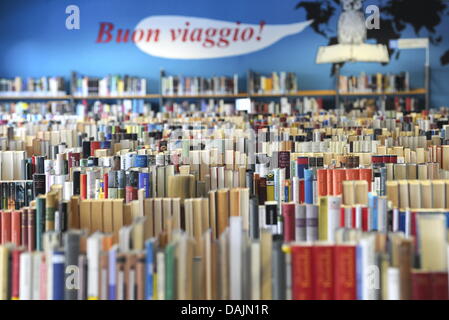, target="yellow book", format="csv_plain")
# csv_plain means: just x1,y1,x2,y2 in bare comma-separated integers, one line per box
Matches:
318,197,328,241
